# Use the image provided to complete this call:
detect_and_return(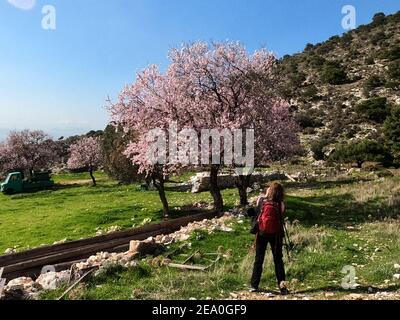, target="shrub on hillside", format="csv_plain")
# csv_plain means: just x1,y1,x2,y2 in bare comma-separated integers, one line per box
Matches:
321,61,347,85
383,106,400,159
370,31,386,45
295,111,323,129
355,97,391,123
387,59,400,81
365,56,375,65
380,45,400,61
329,140,393,168
302,85,318,98
371,12,386,26
363,75,385,95
310,138,331,161
340,32,353,46
308,54,326,68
